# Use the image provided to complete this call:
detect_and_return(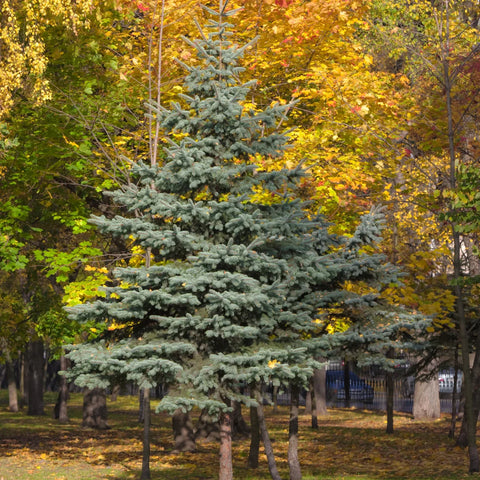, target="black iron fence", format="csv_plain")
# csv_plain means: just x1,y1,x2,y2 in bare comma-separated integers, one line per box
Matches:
272,364,462,415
